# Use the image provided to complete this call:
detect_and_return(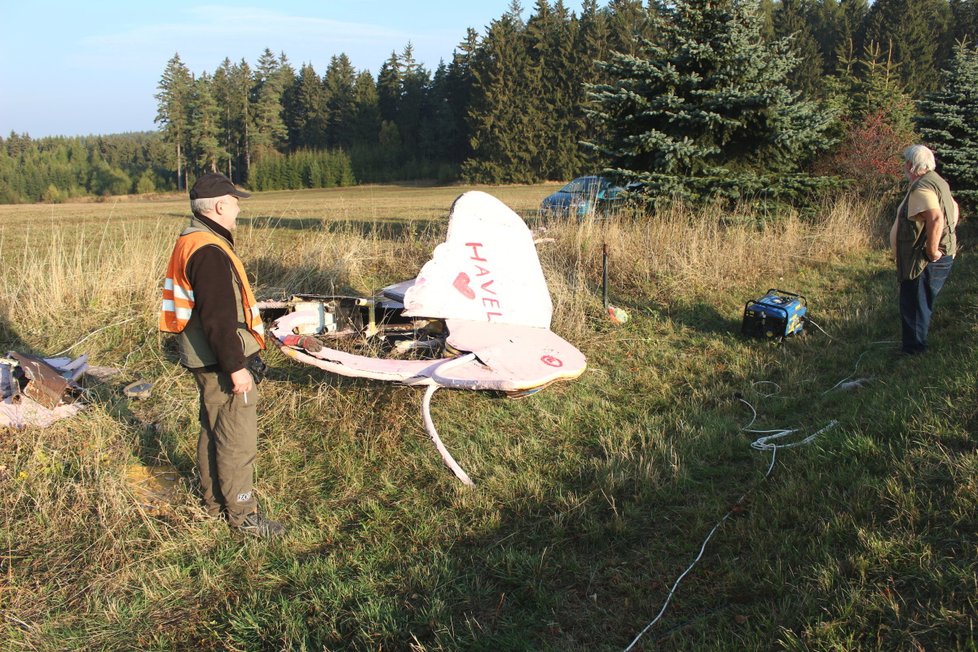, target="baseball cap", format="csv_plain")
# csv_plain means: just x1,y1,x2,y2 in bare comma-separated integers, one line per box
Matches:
189,173,252,199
